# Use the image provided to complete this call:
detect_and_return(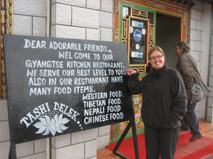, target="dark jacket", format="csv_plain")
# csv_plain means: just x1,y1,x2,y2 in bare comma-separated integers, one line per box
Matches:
176,52,198,101
128,64,187,129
